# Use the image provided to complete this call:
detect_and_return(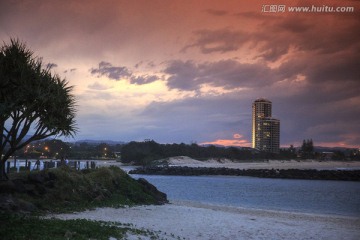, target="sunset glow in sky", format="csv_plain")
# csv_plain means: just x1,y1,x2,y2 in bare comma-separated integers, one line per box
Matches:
1,0,359,148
